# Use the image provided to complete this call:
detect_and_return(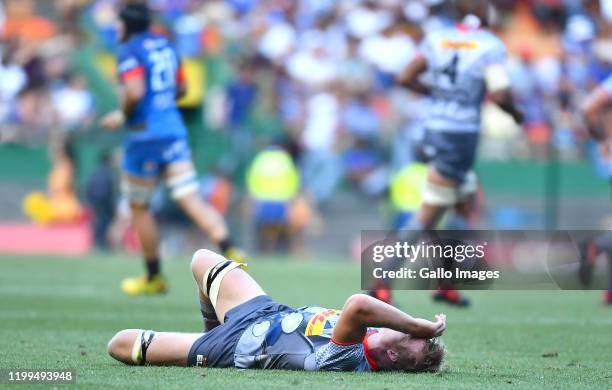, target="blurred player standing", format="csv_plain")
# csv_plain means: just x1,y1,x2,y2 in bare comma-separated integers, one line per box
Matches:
101,3,245,295
370,0,523,306
578,73,612,305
